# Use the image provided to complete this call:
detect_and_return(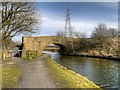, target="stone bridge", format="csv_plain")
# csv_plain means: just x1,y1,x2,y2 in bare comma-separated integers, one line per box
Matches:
22,36,72,58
